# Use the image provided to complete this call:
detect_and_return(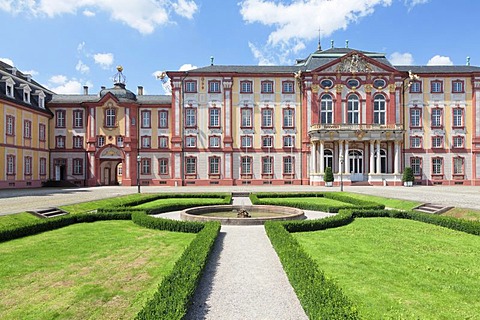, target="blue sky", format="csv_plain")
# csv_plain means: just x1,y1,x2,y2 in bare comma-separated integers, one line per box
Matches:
1,0,477,95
